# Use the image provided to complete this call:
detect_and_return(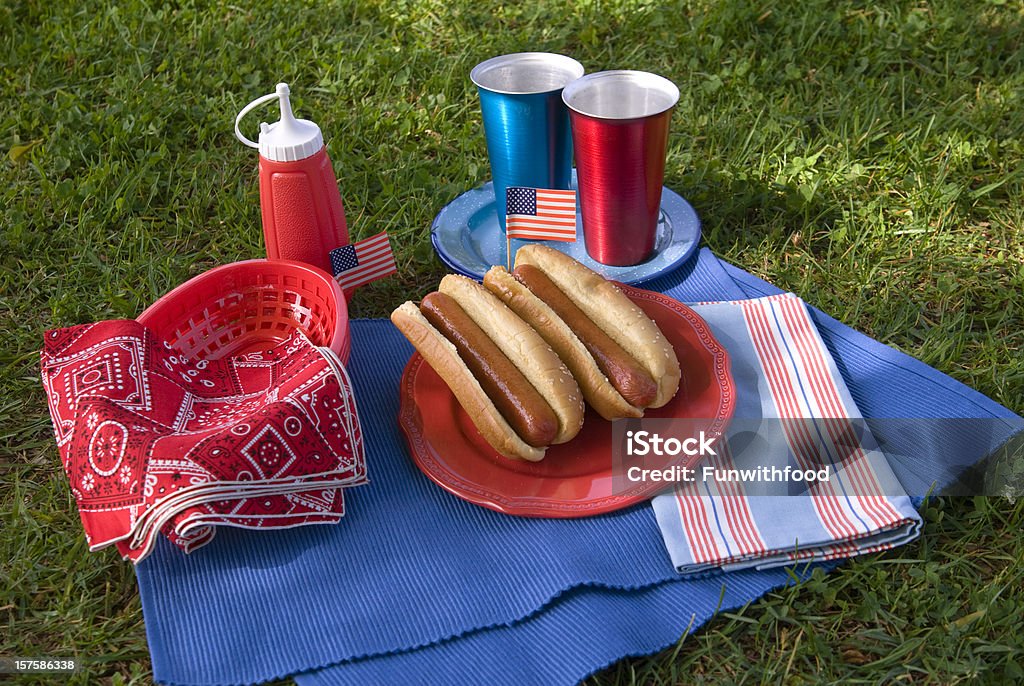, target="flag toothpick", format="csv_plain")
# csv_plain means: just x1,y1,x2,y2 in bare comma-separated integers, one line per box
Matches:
329,231,398,291
504,186,578,270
